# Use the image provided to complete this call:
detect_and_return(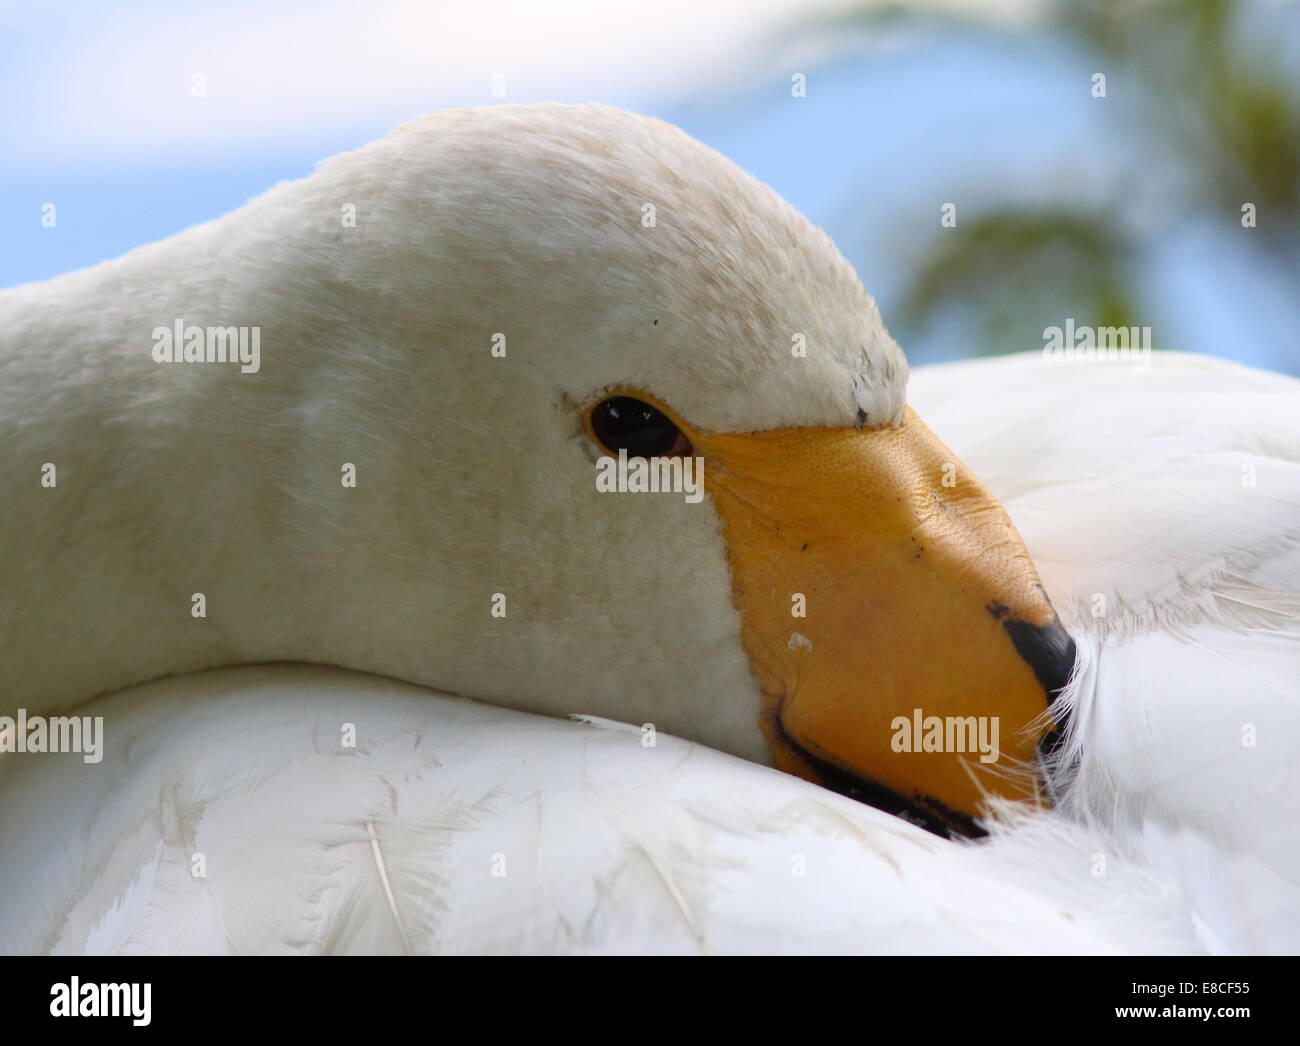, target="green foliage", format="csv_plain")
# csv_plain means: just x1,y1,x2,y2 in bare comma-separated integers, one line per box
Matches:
833,0,1300,358
898,210,1140,355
